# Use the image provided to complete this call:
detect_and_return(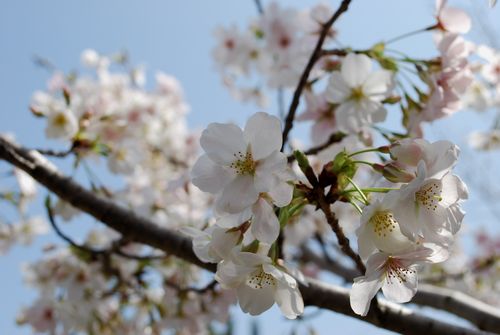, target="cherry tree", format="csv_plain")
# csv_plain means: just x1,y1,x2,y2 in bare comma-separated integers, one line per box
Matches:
1,1,500,334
